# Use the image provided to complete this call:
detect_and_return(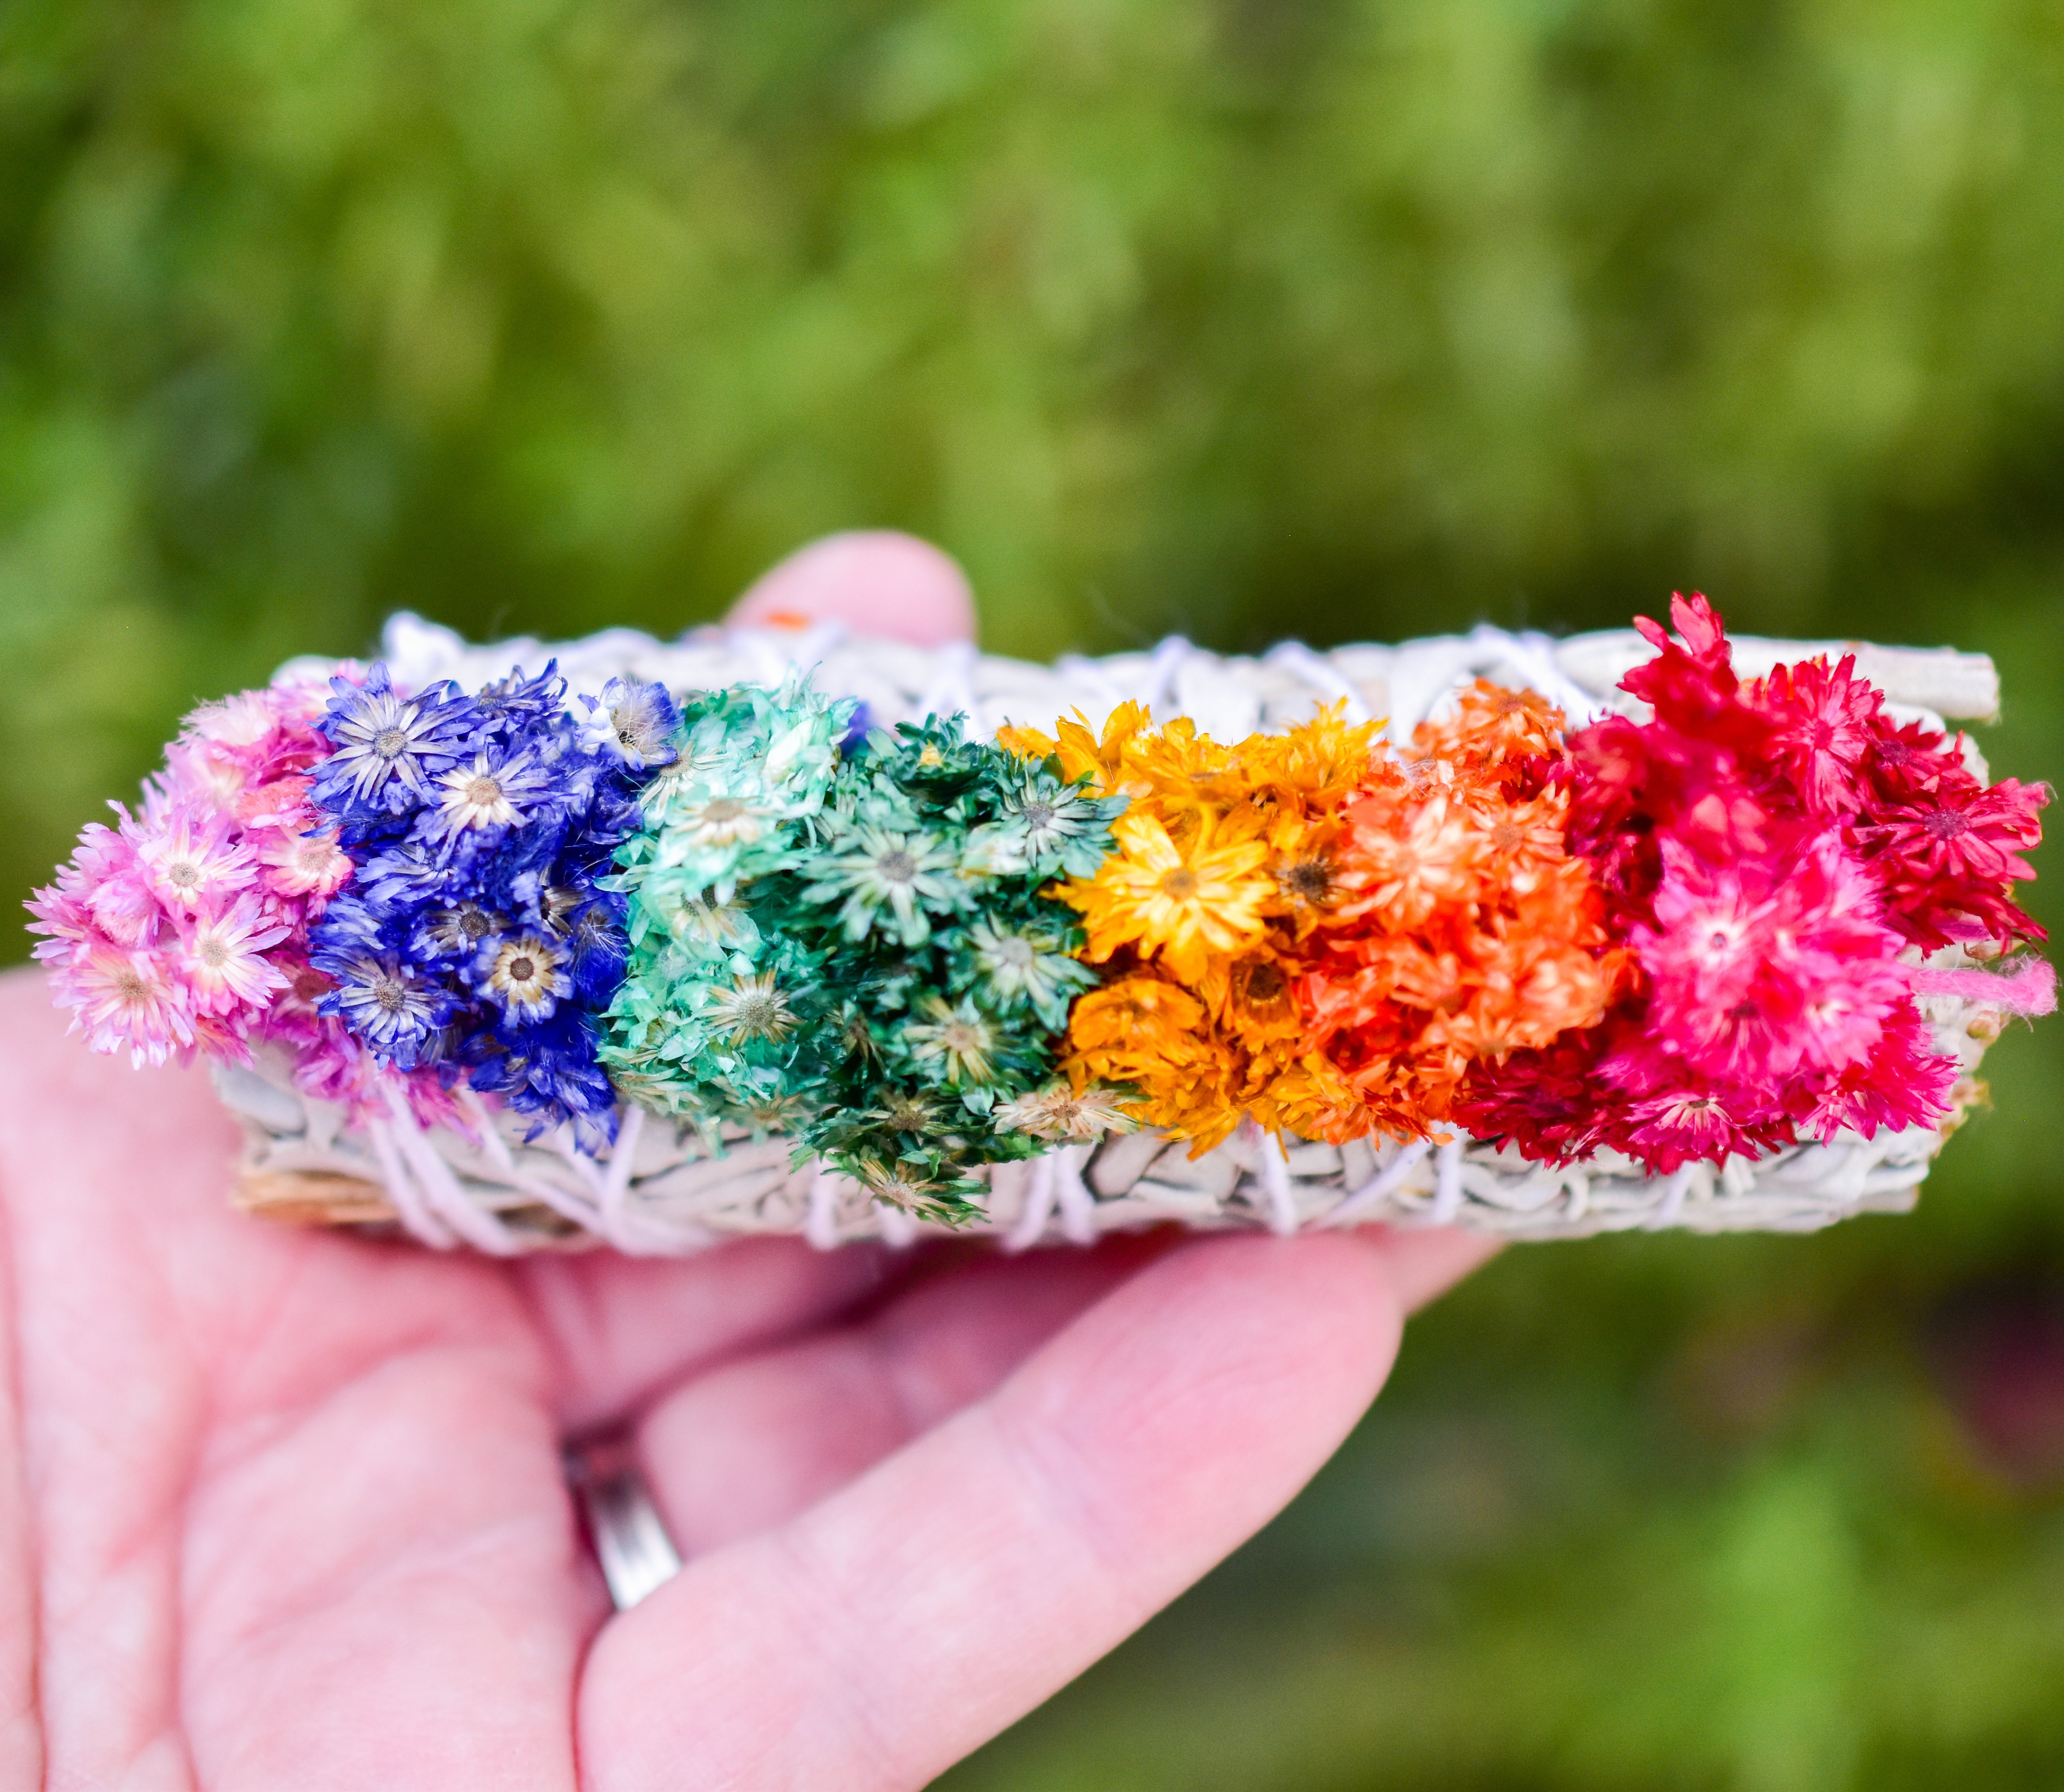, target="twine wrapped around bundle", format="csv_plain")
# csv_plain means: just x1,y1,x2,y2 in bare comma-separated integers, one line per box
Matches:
197,612,2017,1255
